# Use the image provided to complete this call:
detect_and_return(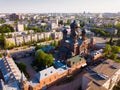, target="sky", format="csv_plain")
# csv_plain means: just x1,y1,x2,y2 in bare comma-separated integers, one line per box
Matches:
0,0,120,13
